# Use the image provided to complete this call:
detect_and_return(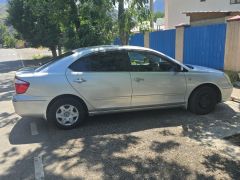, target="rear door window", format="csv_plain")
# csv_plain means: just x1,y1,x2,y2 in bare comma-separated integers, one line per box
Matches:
69,51,130,72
